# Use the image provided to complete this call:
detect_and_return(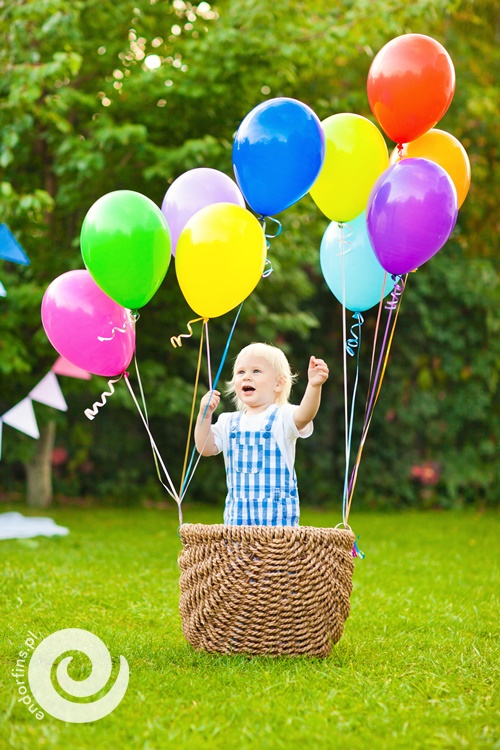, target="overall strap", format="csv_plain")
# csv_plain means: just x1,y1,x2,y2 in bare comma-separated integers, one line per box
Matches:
228,410,243,432
264,405,279,432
